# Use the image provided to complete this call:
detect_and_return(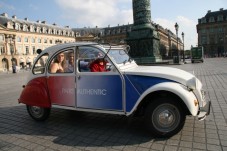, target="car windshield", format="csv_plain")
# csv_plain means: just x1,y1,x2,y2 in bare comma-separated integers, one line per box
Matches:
108,49,130,64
